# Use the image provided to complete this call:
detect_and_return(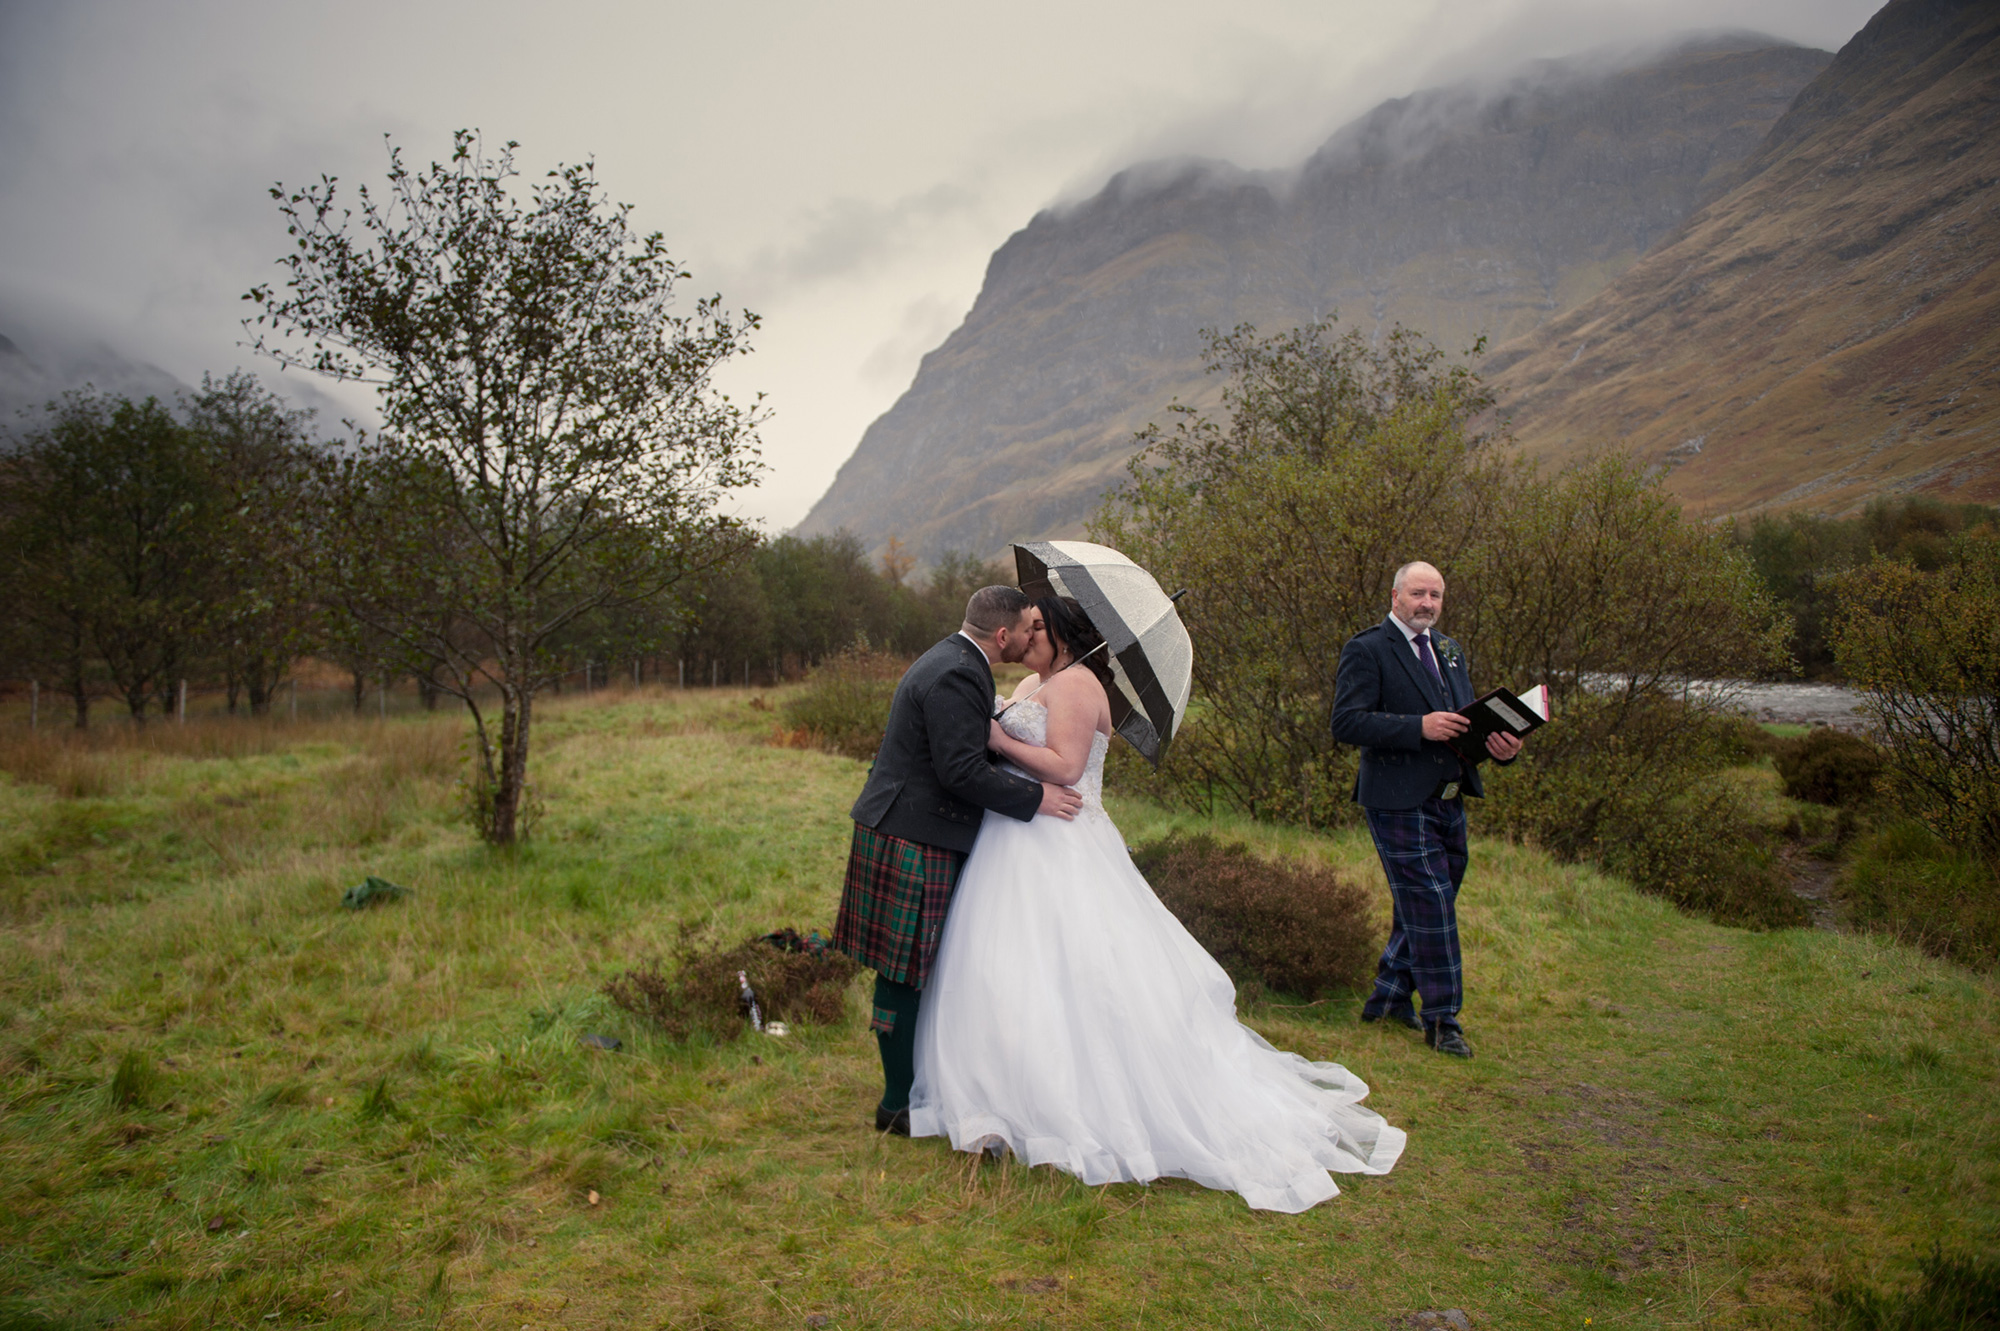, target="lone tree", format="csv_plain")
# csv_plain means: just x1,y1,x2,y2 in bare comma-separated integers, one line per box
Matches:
248,131,764,843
